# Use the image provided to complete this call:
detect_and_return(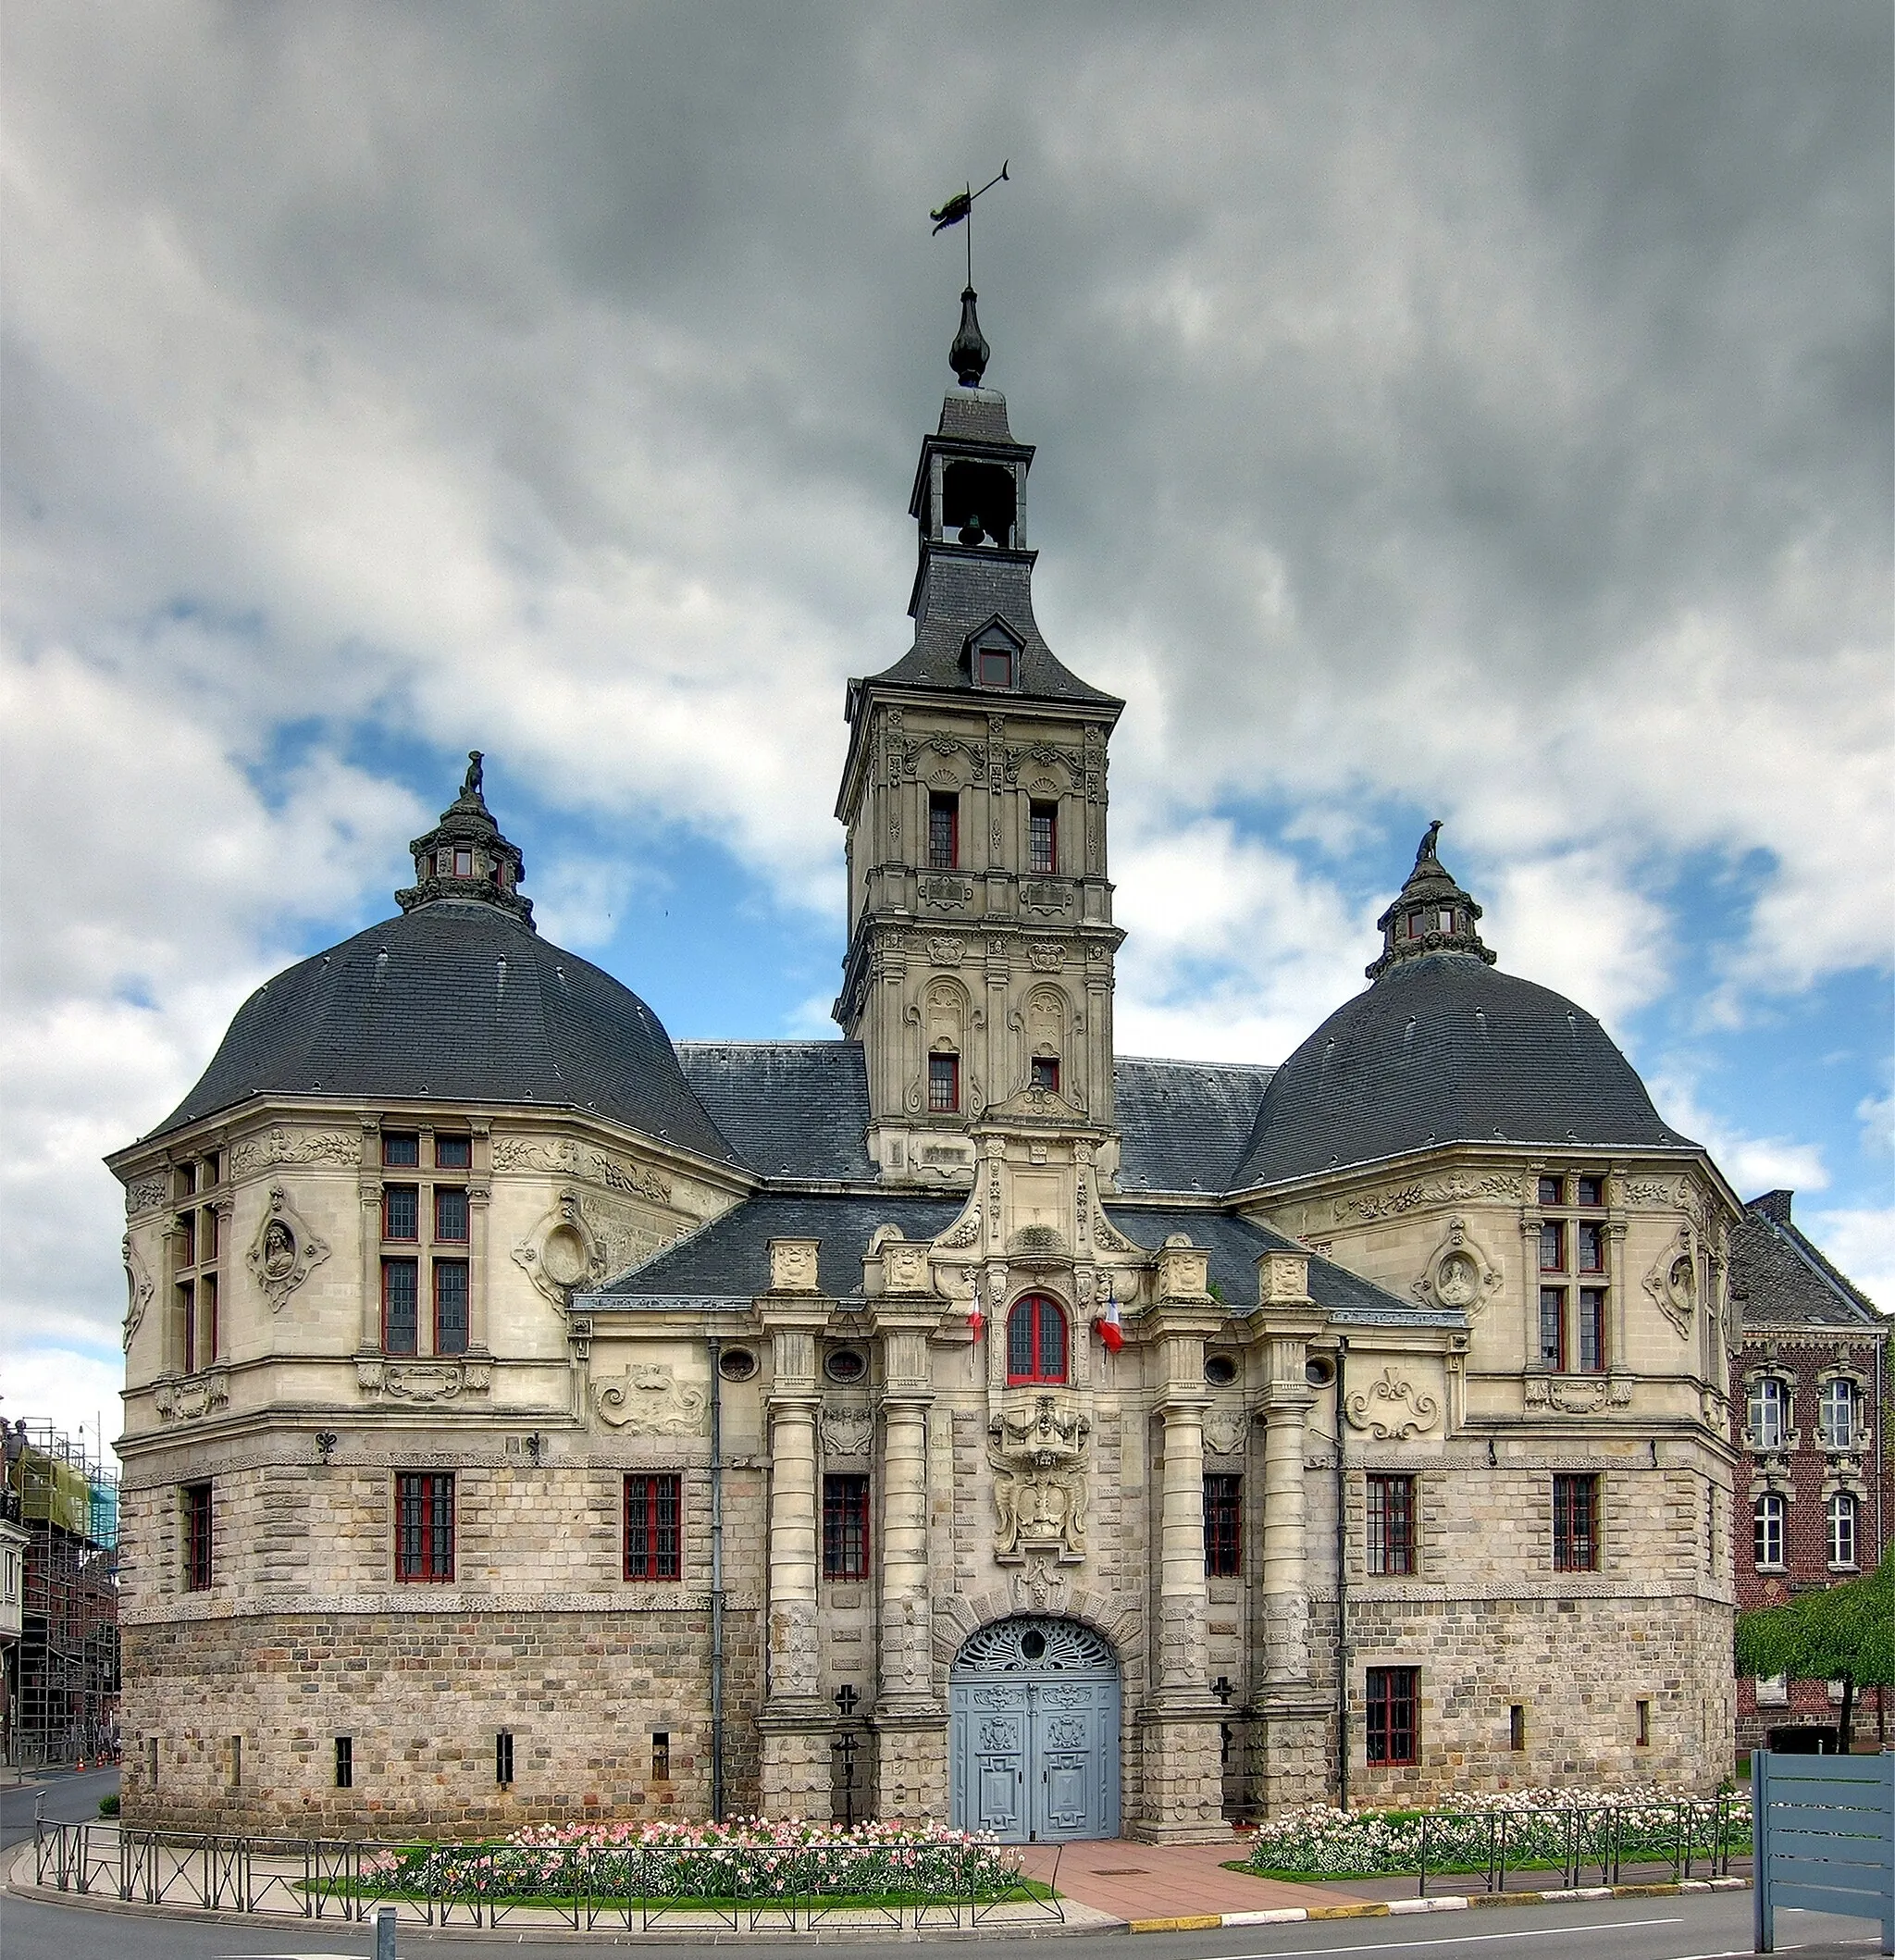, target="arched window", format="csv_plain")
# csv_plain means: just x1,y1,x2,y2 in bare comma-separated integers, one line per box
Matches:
1819,1378,1857,1449
1007,1294,1069,1384
1753,1493,1785,1569
1747,1376,1786,1451
1827,1491,1858,1569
